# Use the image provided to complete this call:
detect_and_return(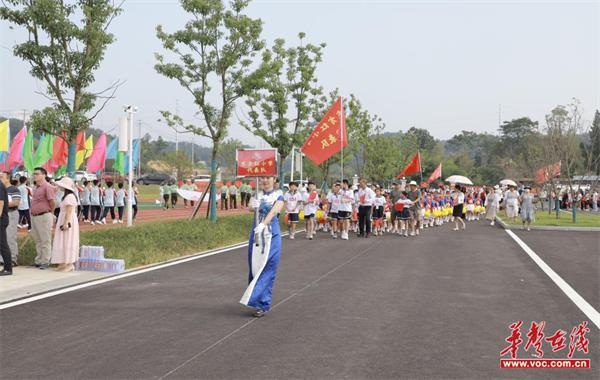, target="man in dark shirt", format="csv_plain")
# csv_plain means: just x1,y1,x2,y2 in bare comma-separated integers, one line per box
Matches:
1,173,20,266
0,178,12,275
